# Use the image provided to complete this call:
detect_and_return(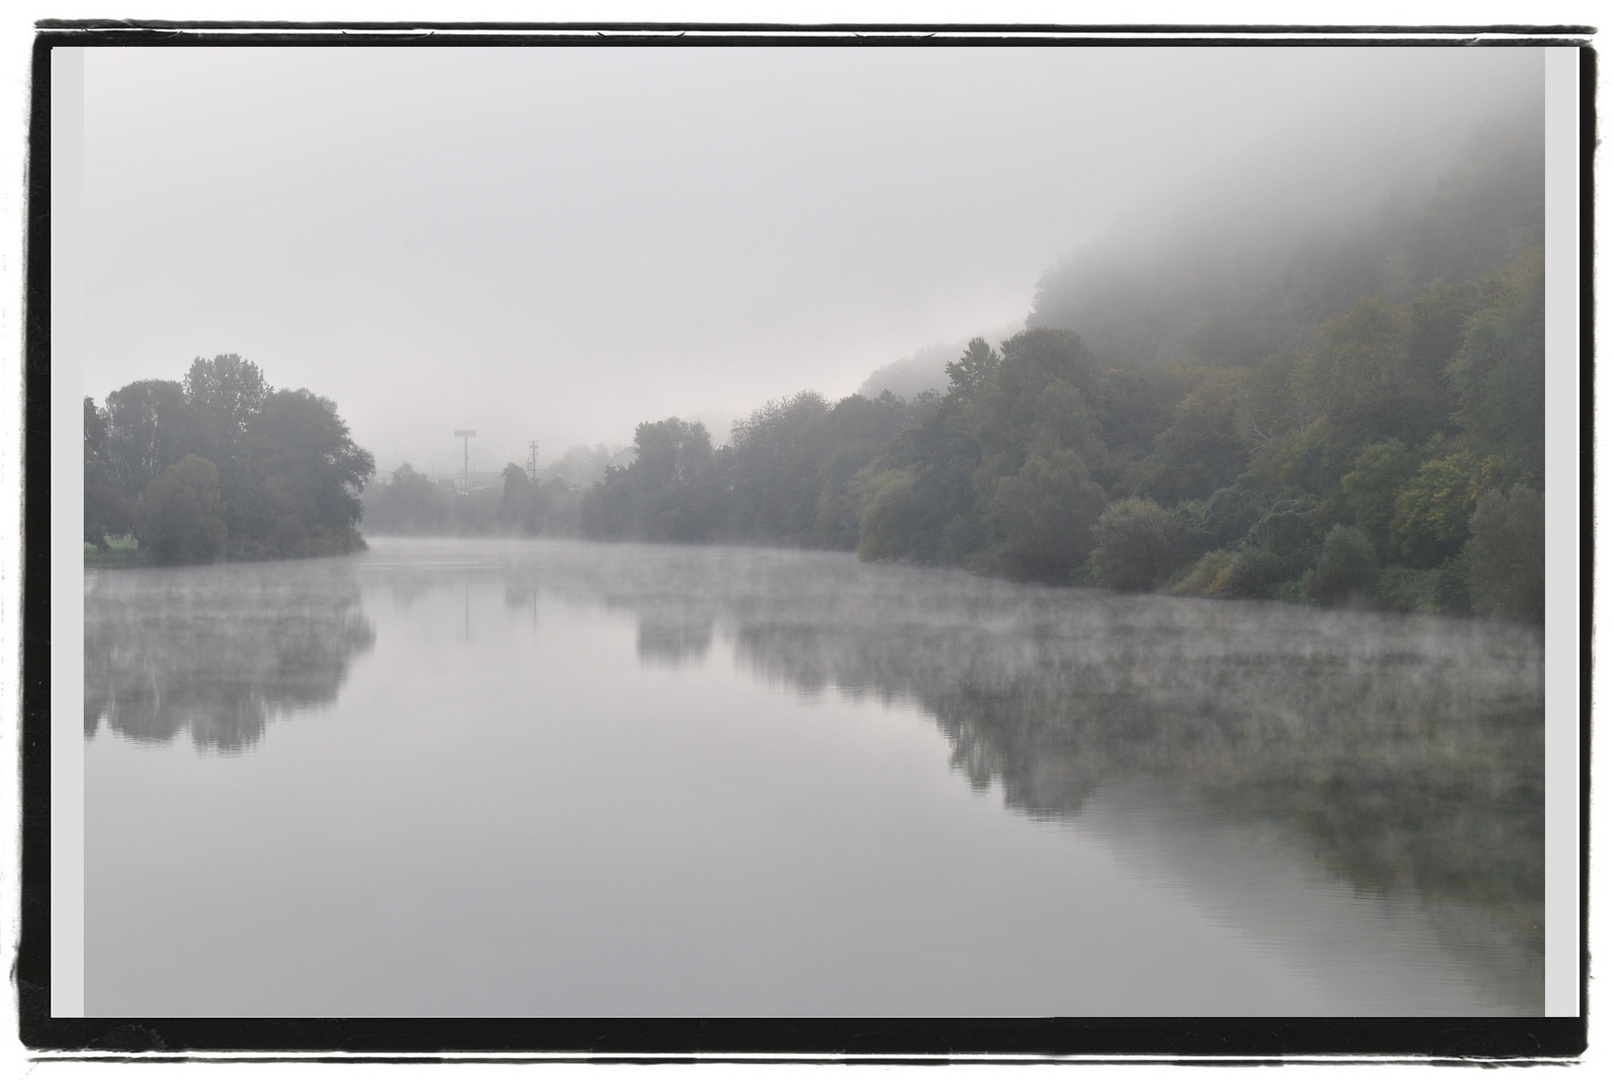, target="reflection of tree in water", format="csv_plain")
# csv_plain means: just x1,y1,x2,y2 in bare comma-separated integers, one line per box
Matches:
748,604,1532,881
350,540,1546,1005
84,561,374,753
725,582,1544,1007
499,542,1543,1002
